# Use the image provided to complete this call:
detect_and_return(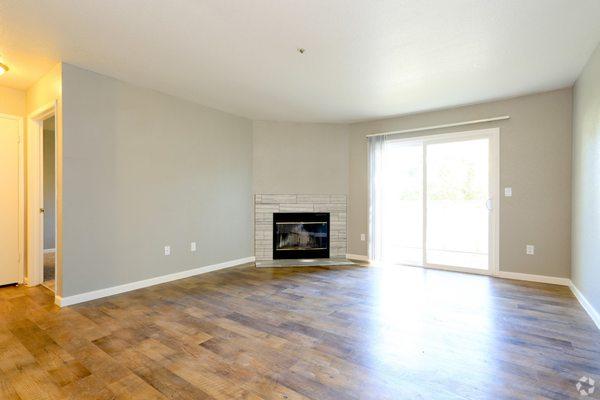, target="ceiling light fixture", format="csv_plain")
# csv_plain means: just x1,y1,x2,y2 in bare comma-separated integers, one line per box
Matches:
0,63,8,76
